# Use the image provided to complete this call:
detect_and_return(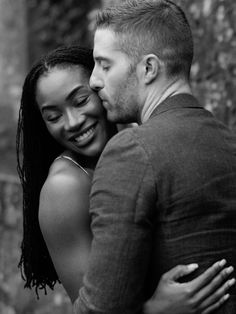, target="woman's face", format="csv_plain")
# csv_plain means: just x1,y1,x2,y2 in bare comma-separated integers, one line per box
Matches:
36,66,114,158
